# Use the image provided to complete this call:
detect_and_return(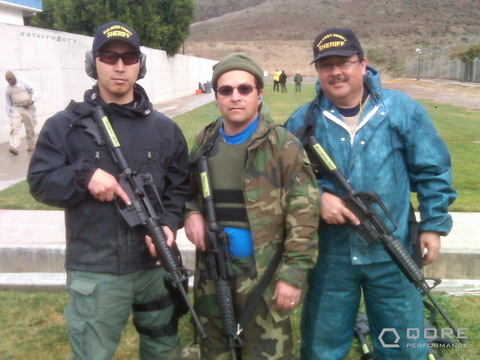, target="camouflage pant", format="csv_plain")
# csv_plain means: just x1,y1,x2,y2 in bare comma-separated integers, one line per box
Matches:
193,253,294,360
